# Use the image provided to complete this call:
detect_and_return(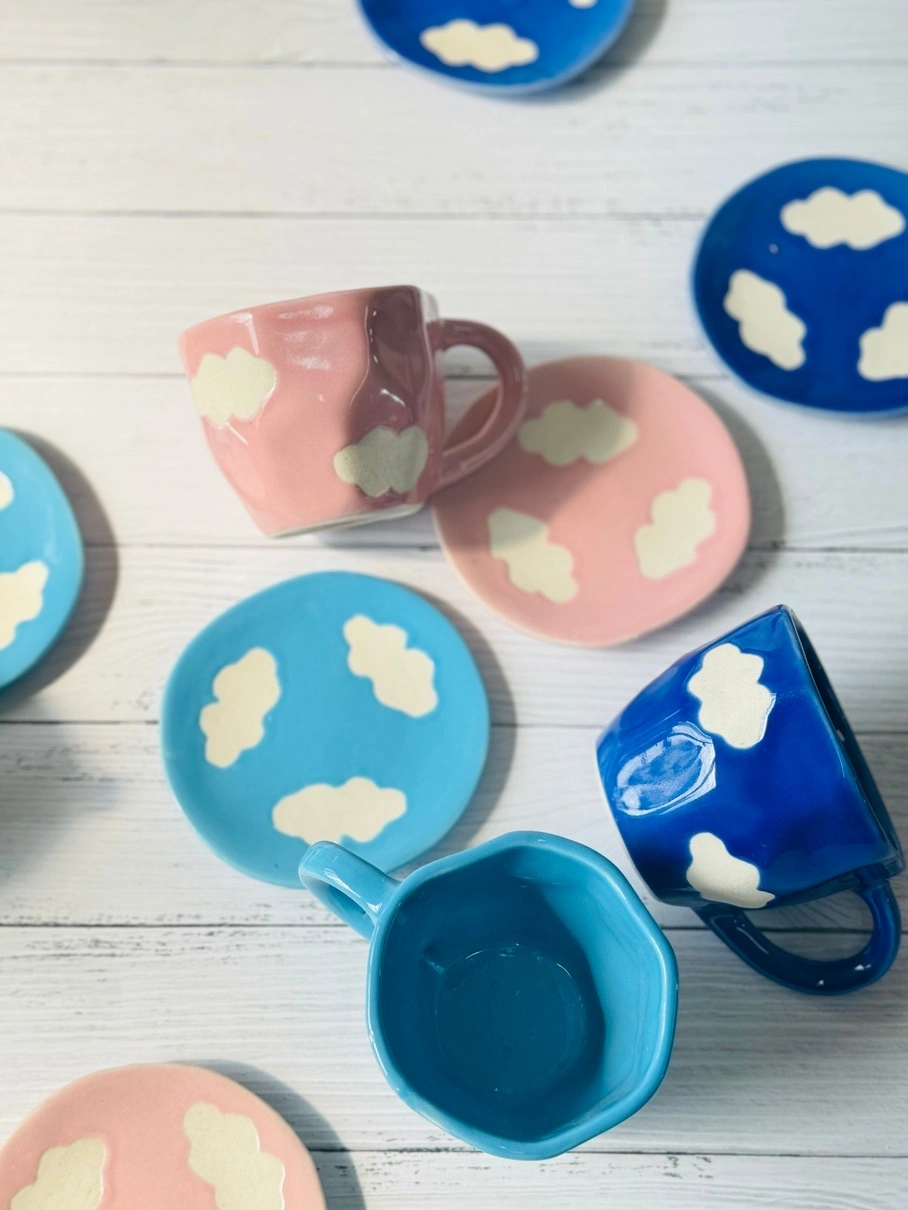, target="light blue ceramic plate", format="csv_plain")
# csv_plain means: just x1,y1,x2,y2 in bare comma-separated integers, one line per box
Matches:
0,430,83,690
358,0,636,95
161,572,490,886
693,158,908,415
